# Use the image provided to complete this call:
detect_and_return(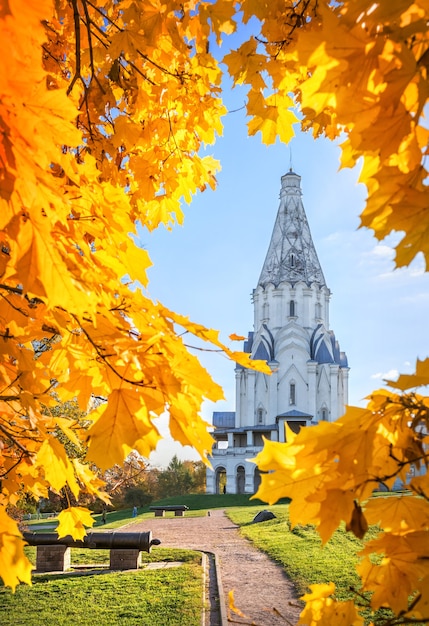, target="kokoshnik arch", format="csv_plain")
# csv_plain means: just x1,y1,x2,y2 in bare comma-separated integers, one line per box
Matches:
206,170,349,495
